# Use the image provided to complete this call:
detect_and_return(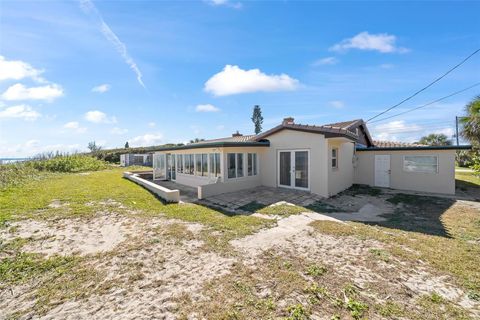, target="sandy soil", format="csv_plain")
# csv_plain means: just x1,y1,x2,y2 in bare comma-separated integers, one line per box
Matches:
1,198,479,319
